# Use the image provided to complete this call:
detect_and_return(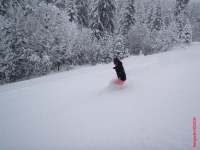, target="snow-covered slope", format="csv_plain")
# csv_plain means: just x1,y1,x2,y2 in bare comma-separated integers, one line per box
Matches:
0,43,200,150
